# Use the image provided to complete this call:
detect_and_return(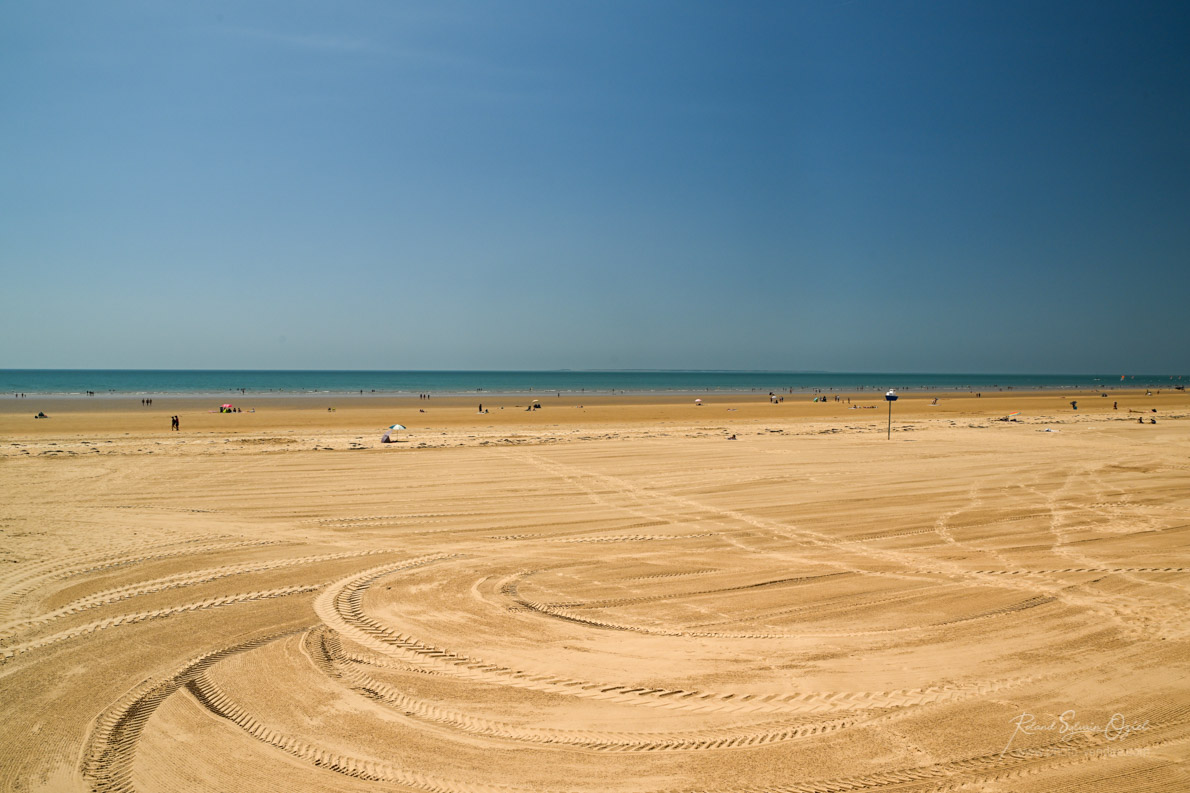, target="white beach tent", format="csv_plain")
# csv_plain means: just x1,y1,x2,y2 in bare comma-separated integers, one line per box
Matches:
381,424,406,443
